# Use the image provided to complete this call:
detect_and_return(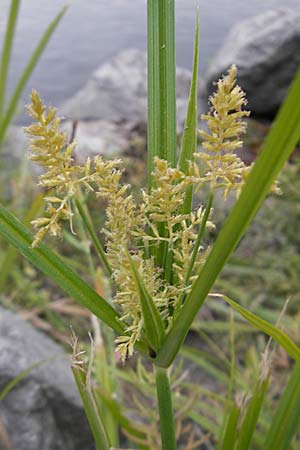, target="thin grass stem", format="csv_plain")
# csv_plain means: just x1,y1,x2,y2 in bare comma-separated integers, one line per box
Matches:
75,198,112,276
155,366,177,450
185,191,214,284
